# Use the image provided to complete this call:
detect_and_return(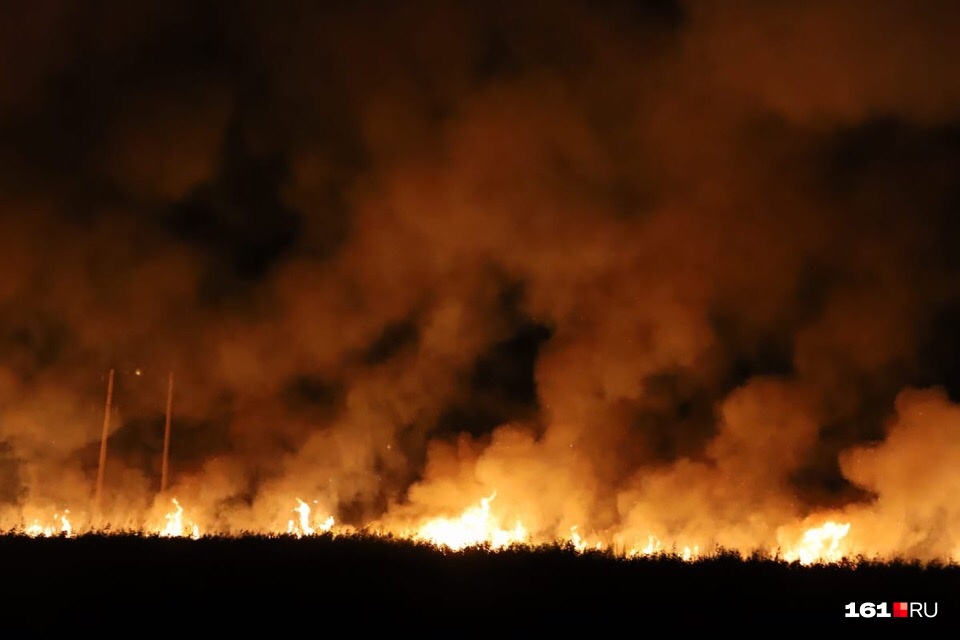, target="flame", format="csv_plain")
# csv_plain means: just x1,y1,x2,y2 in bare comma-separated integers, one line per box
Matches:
783,521,851,565
415,492,529,551
567,526,603,552
627,534,664,557
0,493,876,568
286,498,336,538
291,499,315,536
160,498,201,540
23,511,73,538
569,526,586,552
